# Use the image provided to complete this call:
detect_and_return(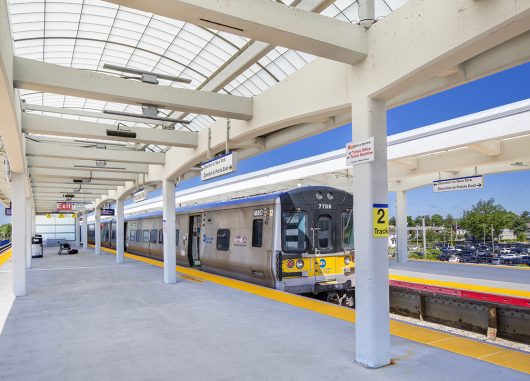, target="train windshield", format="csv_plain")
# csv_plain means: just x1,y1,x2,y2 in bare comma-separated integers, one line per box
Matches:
317,215,332,251
282,212,307,252
341,211,354,250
